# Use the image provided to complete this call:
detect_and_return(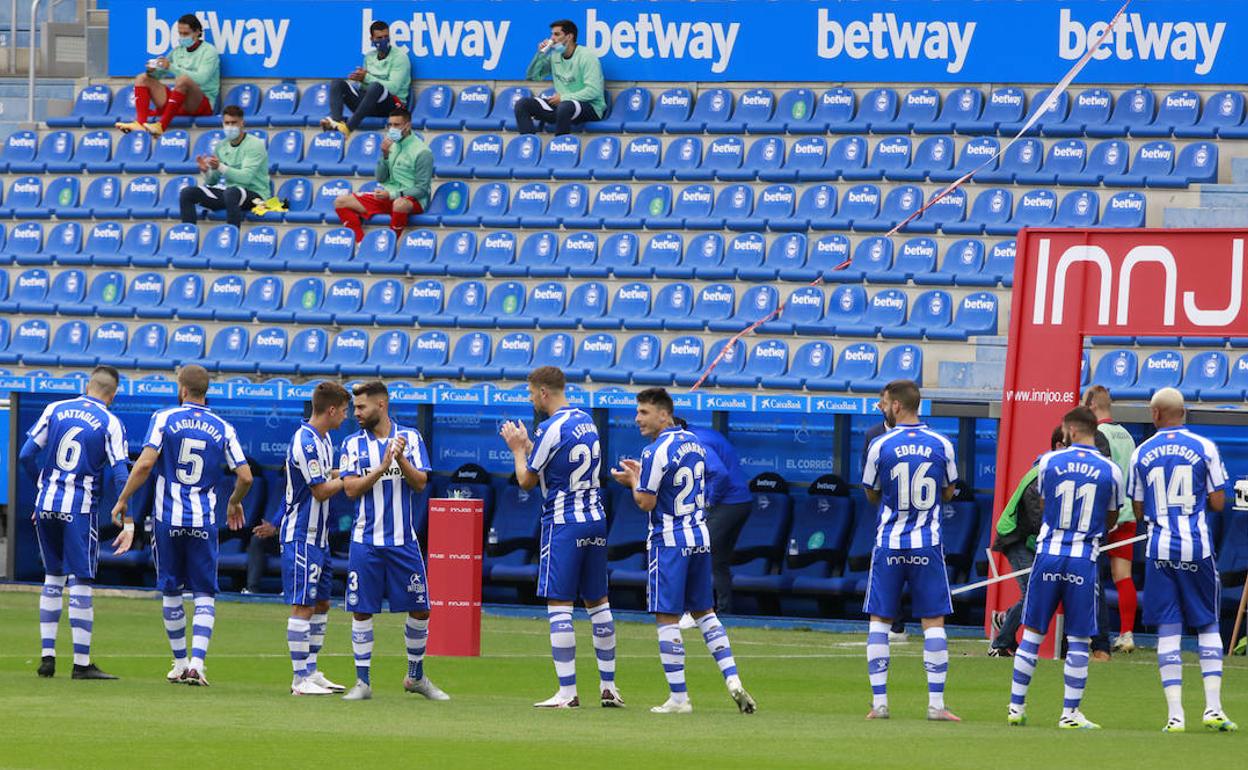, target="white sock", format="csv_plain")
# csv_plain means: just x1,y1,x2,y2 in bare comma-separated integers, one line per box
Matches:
67,579,94,667
923,626,949,710
548,607,577,699
39,574,66,658
866,620,890,709
1157,627,1184,722
1198,625,1223,713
